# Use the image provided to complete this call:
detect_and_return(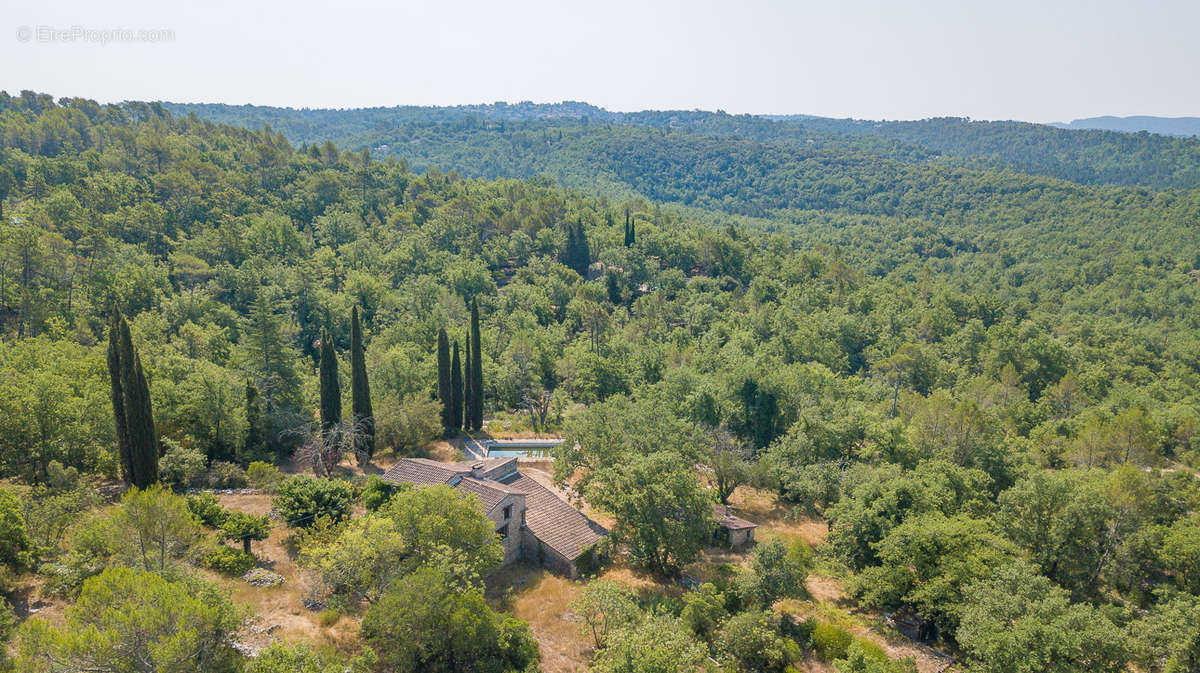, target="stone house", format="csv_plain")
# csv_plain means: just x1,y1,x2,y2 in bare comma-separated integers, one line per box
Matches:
382,457,607,578
713,504,757,547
